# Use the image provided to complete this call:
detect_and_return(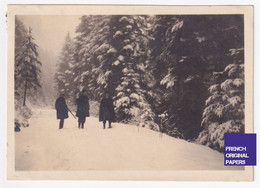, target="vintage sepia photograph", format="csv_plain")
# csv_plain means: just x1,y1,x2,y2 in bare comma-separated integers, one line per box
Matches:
7,5,253,181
